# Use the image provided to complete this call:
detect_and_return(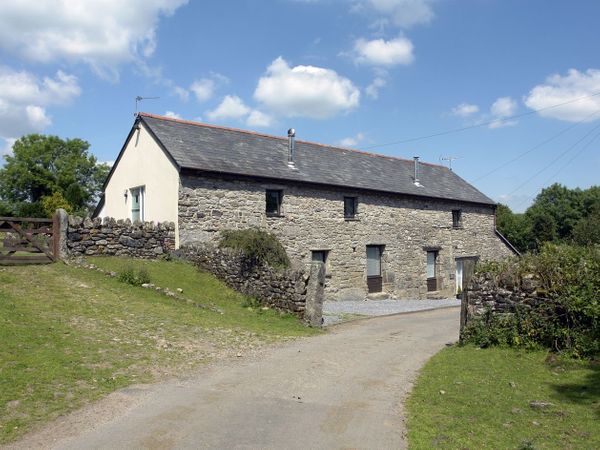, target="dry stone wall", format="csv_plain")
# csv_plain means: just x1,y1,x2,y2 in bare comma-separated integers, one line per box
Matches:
180,244,324,323
66,215,175,258
178,174,515,300
464,271,545,318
